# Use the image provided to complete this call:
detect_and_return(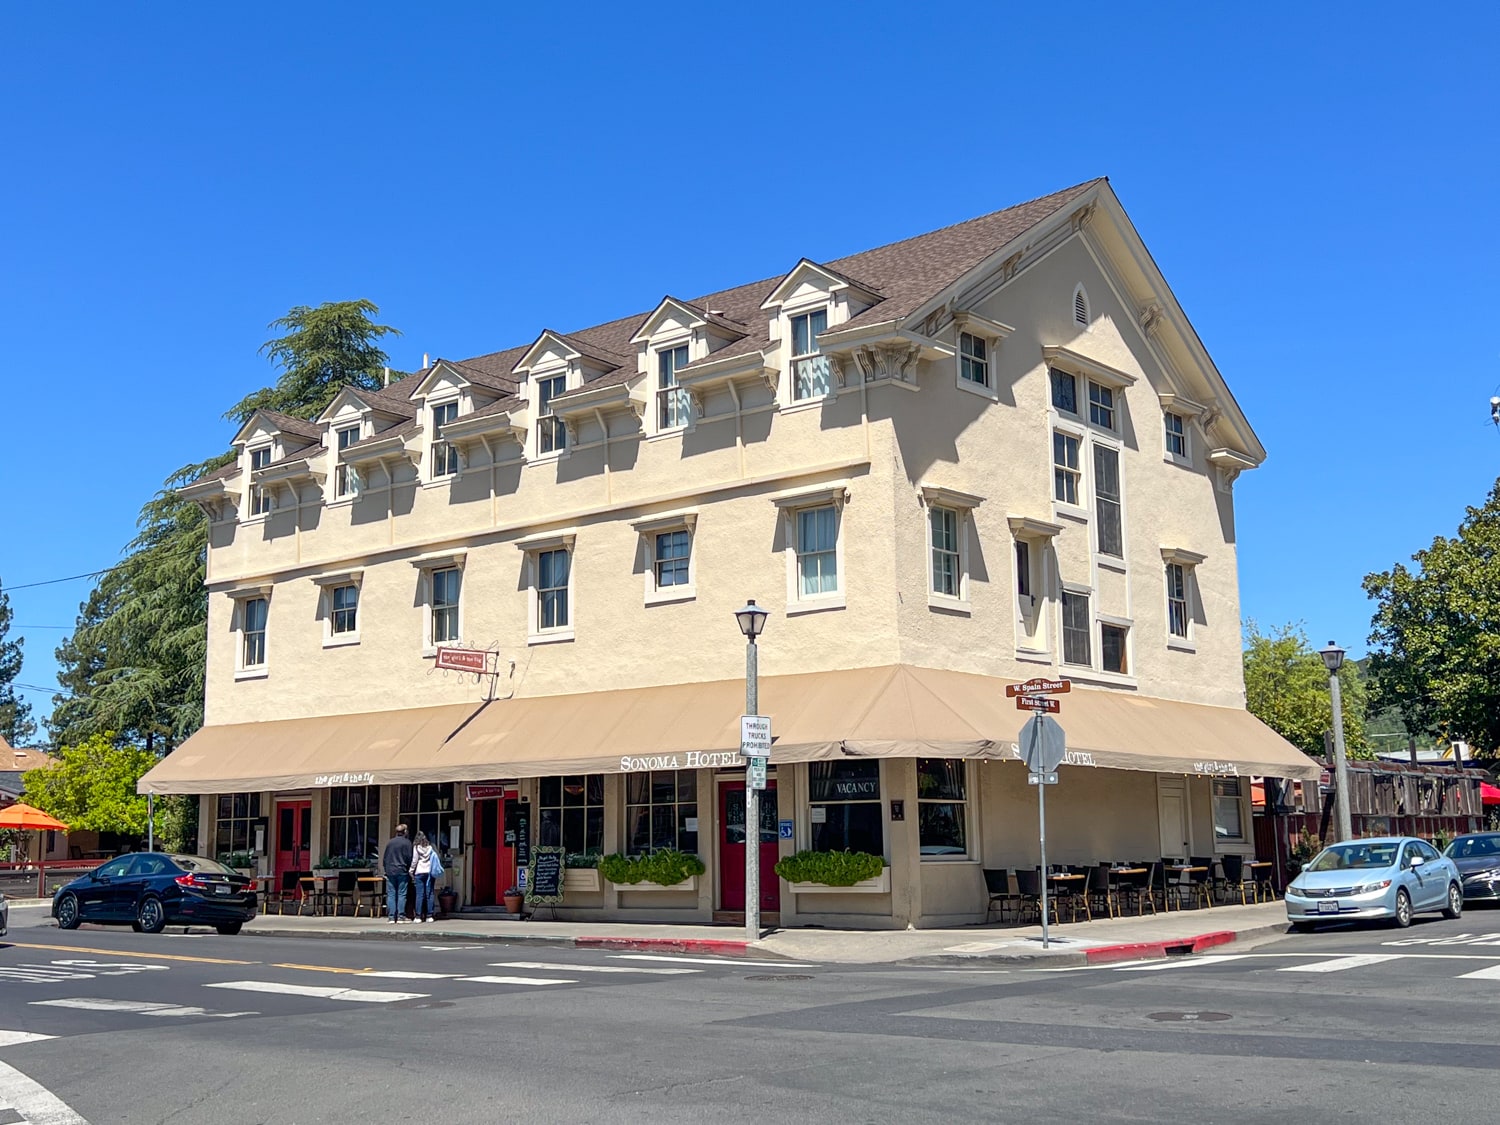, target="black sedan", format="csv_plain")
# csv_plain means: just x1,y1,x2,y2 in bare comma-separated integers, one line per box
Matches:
1444,833,1500,903
53,853,257,935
